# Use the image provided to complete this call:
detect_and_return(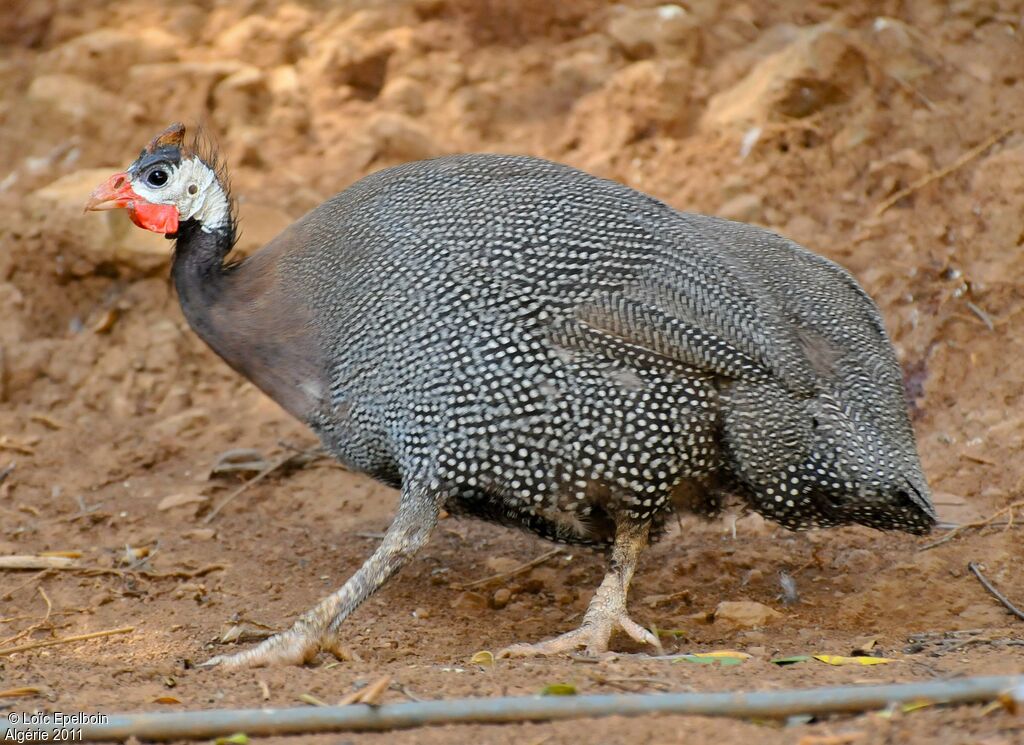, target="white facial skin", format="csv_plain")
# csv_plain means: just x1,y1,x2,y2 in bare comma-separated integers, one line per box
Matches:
132,157,230,232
